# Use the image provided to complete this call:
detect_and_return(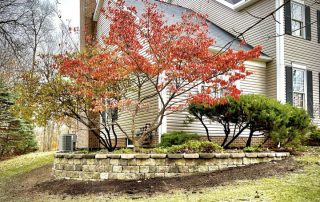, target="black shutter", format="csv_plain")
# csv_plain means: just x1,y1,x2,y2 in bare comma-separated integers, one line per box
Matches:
305,6,311,40
317,10,320,43
284,0,292,35
286,66,293,104
307,70,313,117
